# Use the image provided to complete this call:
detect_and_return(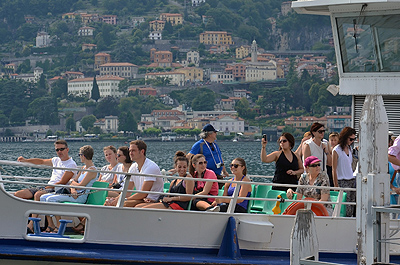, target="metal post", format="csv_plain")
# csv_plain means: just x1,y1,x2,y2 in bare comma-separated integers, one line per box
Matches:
357,95,390,264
